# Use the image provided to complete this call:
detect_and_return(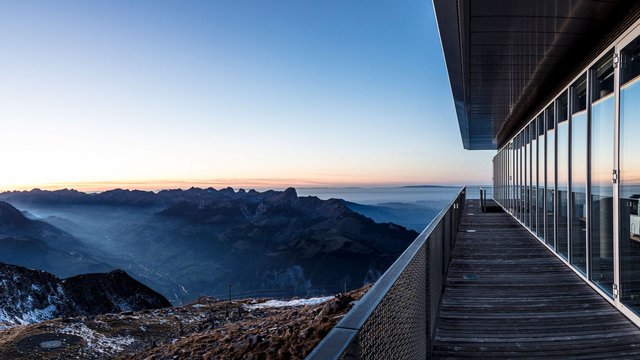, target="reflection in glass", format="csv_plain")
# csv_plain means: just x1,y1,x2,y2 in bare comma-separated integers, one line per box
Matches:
512,140,516,215
518,134,524,222
557,93,569,258
511,143,515,213
504,151,507,205
570,76,587,273
504,150,507,205
537,116,545,239
619,37,640,315
531,121,538,234
546,106,555,248
571,112,587,273
590,93,614,295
